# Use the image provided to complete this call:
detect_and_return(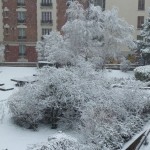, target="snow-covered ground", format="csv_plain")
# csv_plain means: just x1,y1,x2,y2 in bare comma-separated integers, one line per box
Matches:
0,67,82,150
0,67,143,150
104,69,134,79
0,67,57,150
